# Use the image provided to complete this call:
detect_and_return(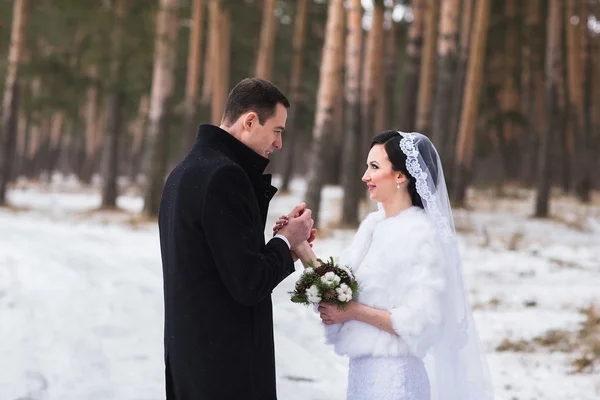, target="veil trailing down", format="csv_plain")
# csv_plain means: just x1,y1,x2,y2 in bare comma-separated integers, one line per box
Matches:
396,131,494,400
